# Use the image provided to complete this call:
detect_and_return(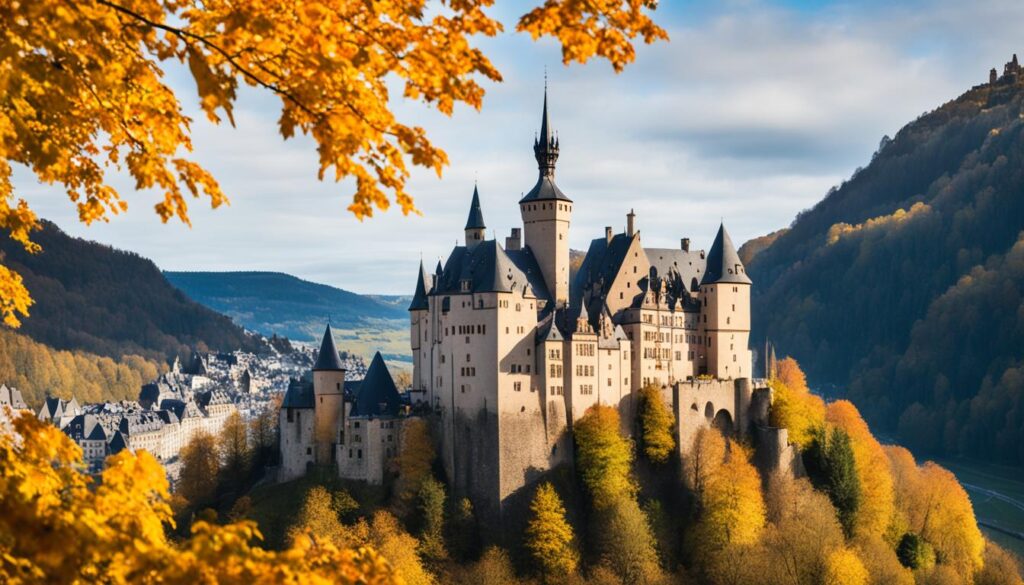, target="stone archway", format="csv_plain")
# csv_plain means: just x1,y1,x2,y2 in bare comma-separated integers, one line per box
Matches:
712,409,734,435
